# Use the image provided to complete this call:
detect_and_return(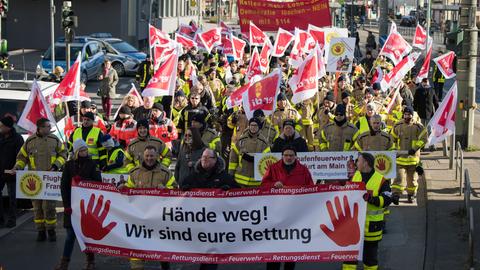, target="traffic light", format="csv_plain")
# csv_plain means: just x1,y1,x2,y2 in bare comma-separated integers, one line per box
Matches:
61,1,77,30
